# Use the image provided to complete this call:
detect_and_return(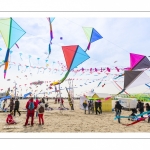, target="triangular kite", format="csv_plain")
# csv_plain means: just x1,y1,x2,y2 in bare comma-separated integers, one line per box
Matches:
124,71,143,89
